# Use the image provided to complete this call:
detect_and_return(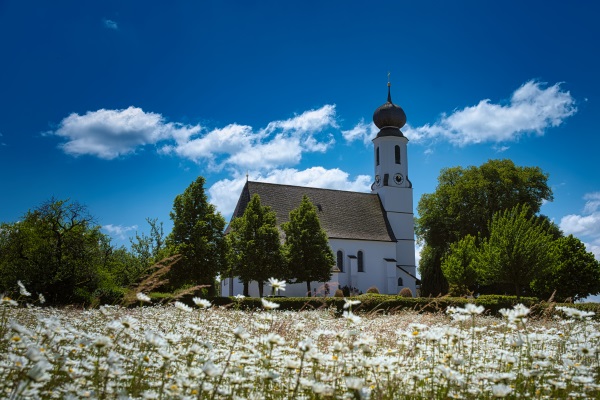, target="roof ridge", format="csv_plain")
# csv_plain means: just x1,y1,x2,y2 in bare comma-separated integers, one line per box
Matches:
248,180,376,196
